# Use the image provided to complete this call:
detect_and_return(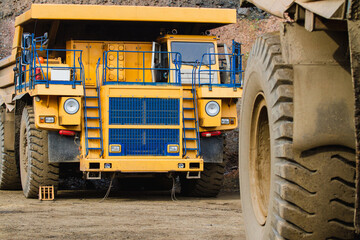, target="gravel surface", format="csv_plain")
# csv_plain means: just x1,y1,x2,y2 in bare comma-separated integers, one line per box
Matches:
0,190,244,240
